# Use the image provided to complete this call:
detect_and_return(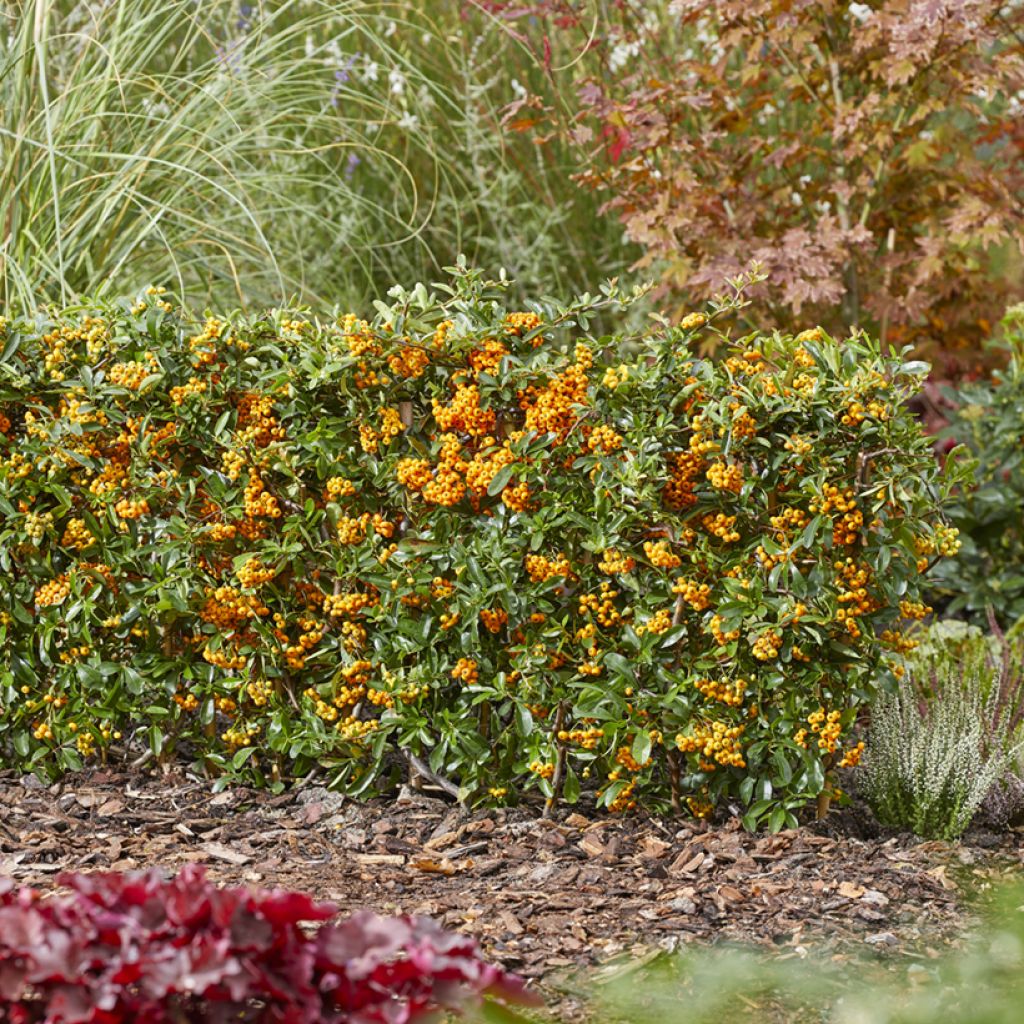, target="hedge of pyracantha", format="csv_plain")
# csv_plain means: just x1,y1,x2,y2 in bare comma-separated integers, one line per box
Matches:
0,865,530,1023
0,265,960,828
